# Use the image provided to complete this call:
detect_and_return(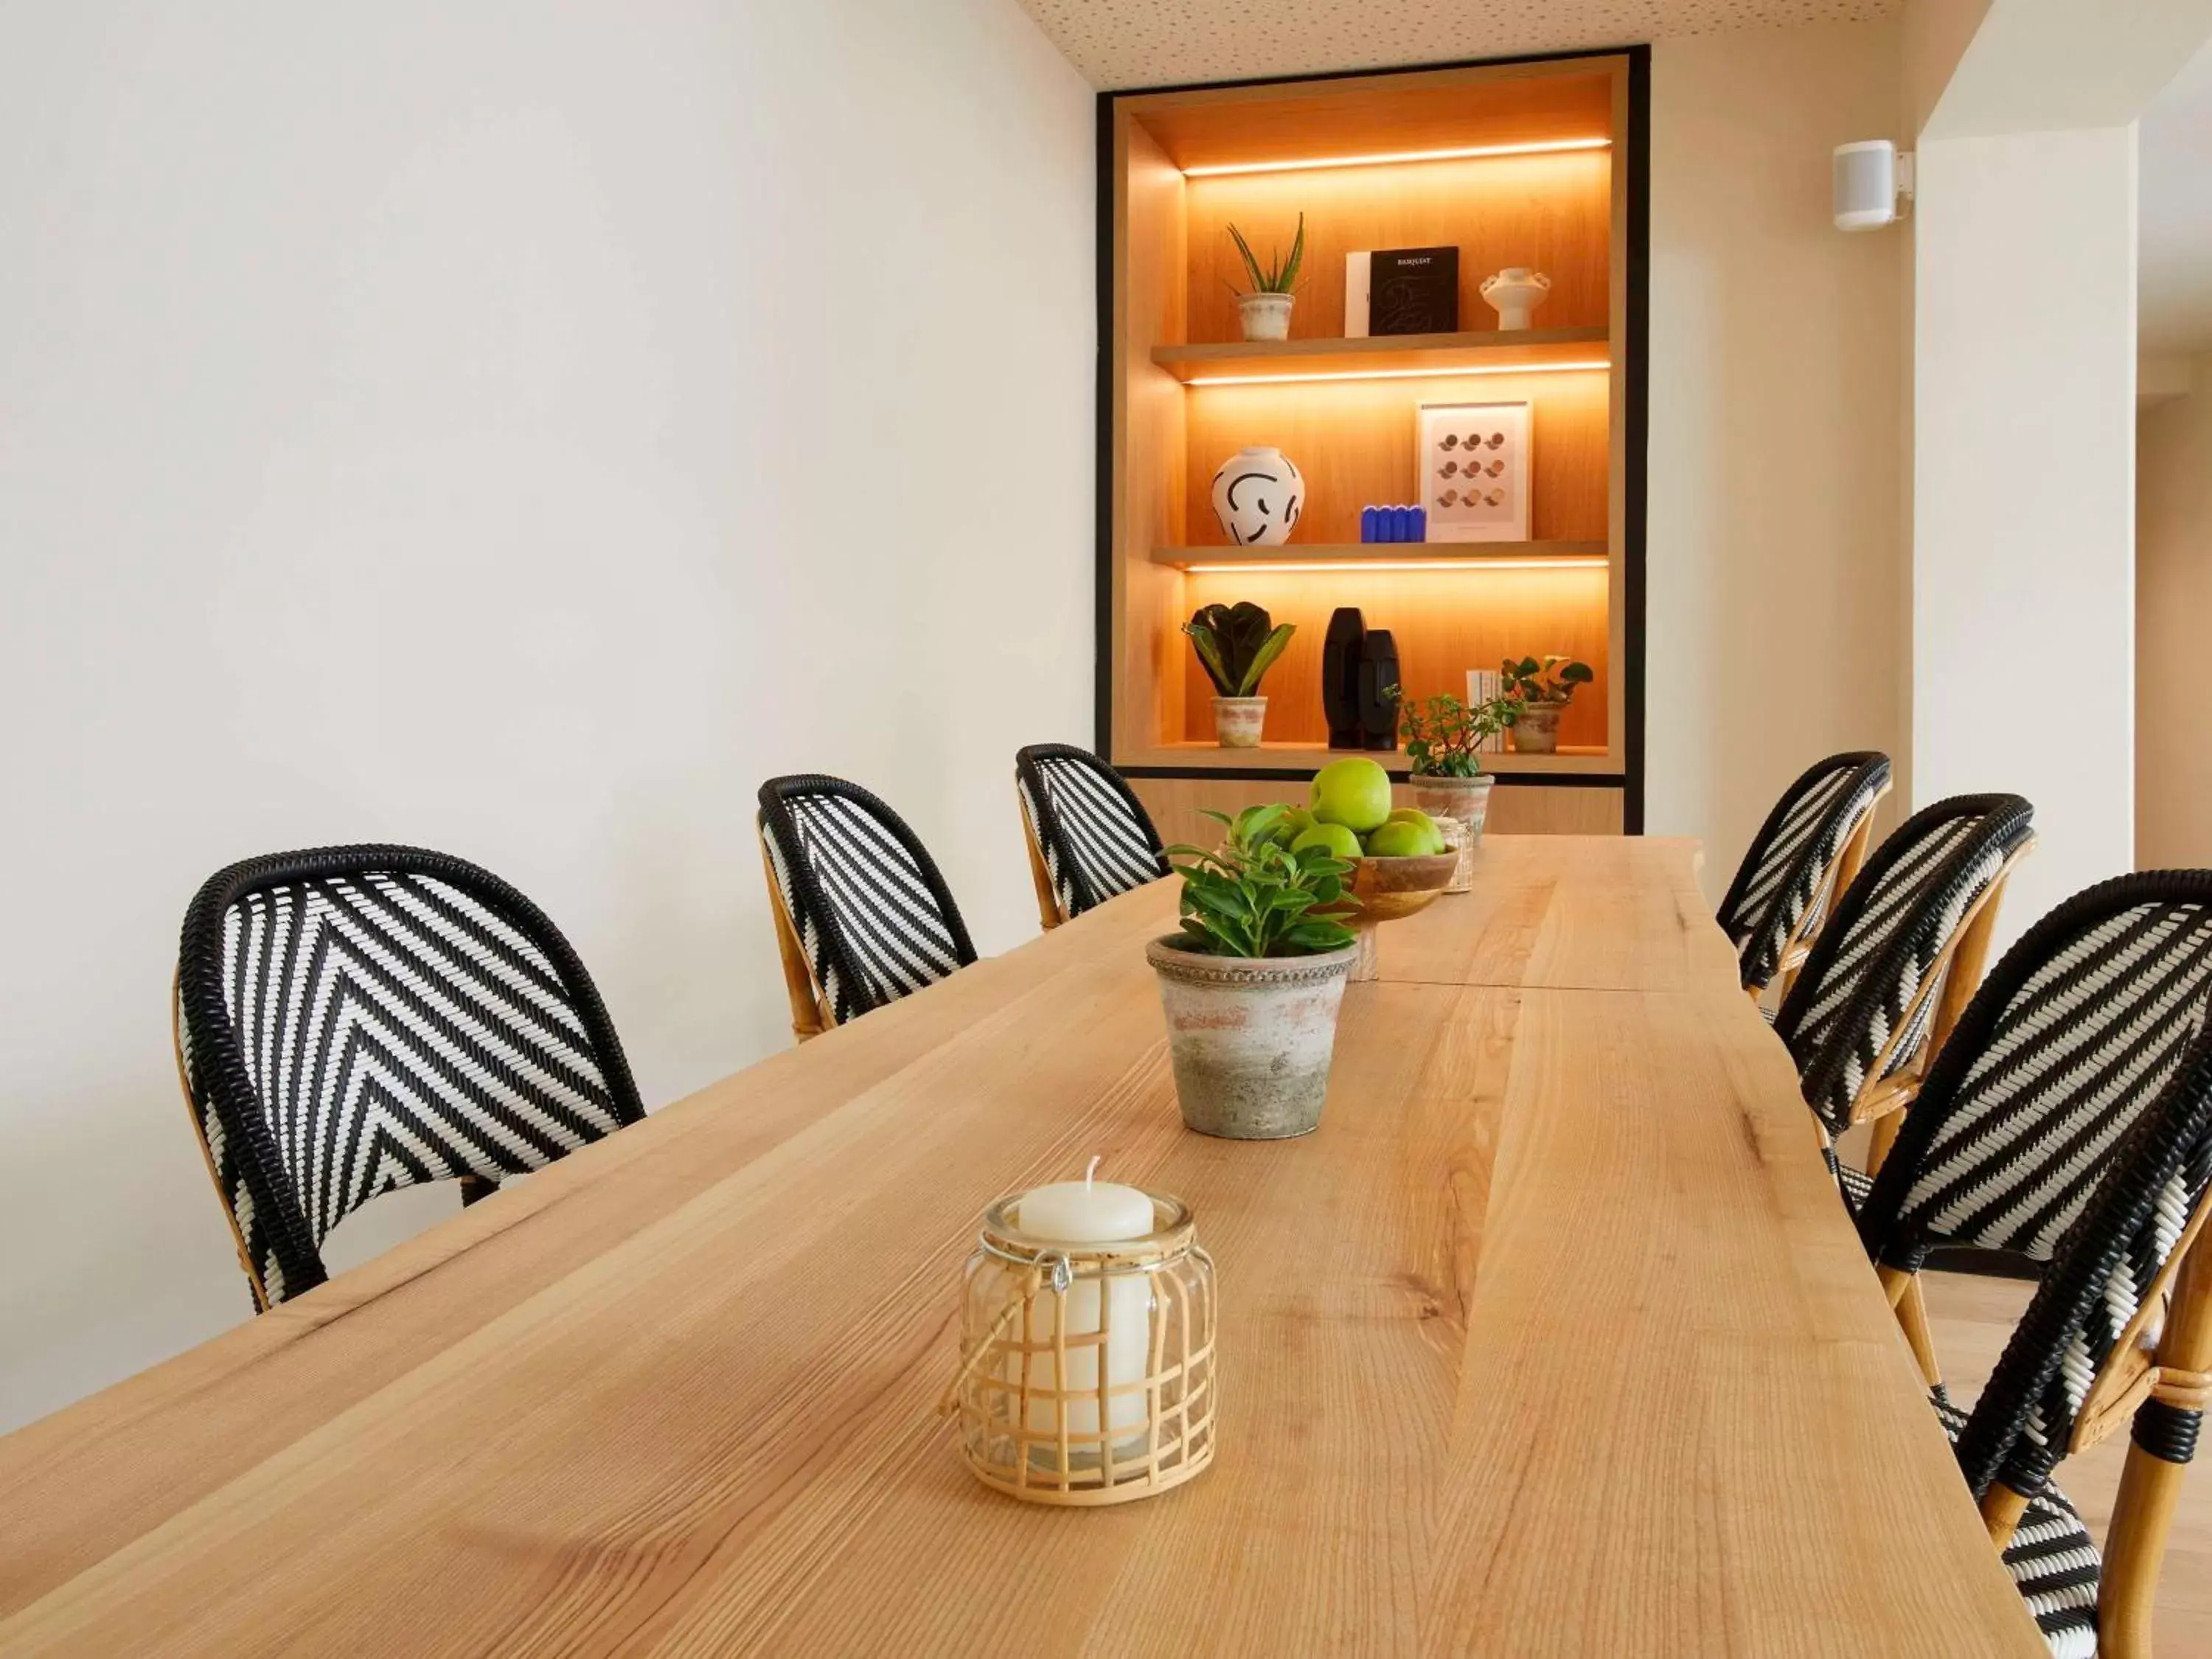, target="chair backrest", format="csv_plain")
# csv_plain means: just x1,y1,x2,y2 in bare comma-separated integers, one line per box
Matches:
175,845,644,1309
757,773,978,1029
1015,743,1170,926
1773,793,2036,1135
1857,872,2212,1482
1717,751,1893,992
